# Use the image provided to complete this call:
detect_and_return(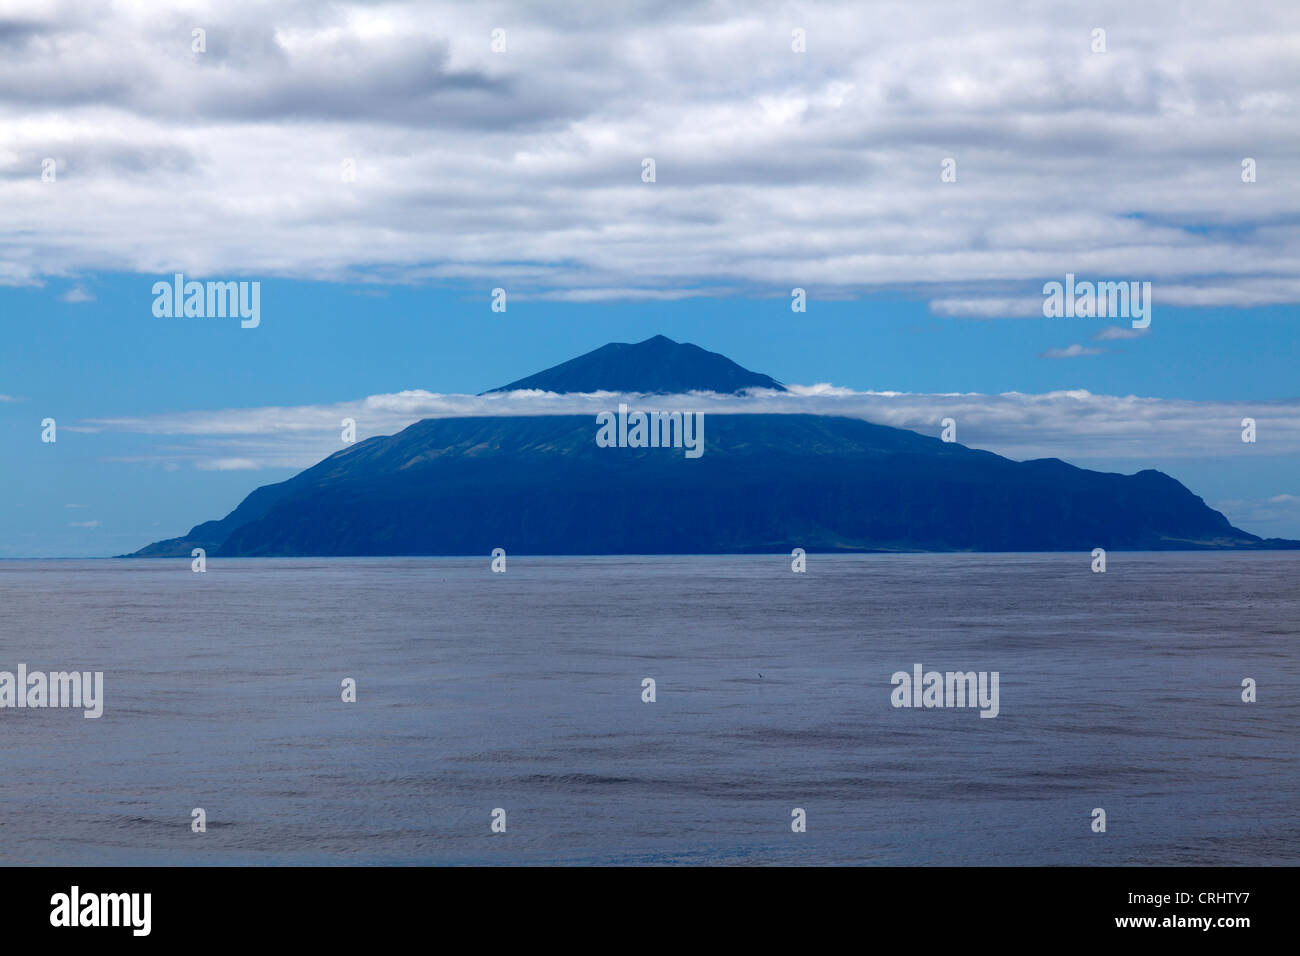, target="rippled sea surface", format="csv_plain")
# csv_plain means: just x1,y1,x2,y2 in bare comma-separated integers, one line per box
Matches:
0,553,1296,866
